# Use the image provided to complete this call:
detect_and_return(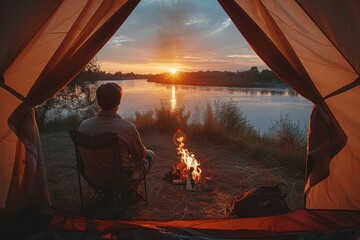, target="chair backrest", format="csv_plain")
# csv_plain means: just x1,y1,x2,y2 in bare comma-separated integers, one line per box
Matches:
69,130,120,189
